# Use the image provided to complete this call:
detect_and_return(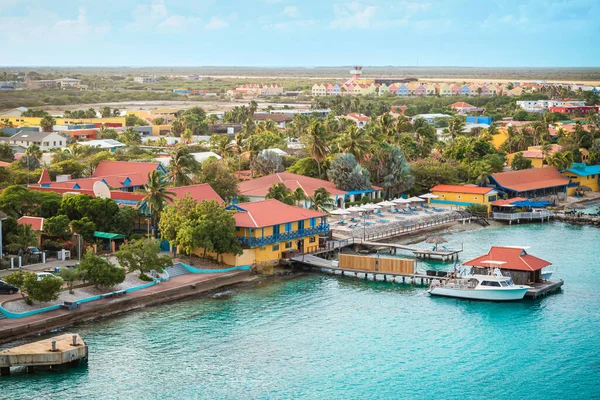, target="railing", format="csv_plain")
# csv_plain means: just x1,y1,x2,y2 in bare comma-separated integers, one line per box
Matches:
237,225,330,247
492,211,553,220
362,214,461,241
